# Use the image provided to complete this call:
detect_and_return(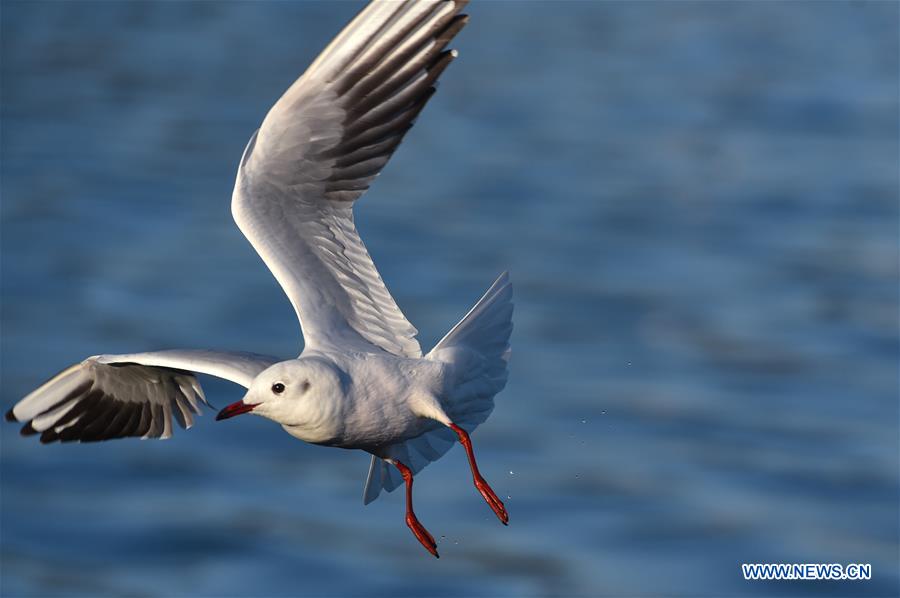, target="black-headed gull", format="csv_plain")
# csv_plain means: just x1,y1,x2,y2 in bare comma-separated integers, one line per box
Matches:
6,0,512,558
